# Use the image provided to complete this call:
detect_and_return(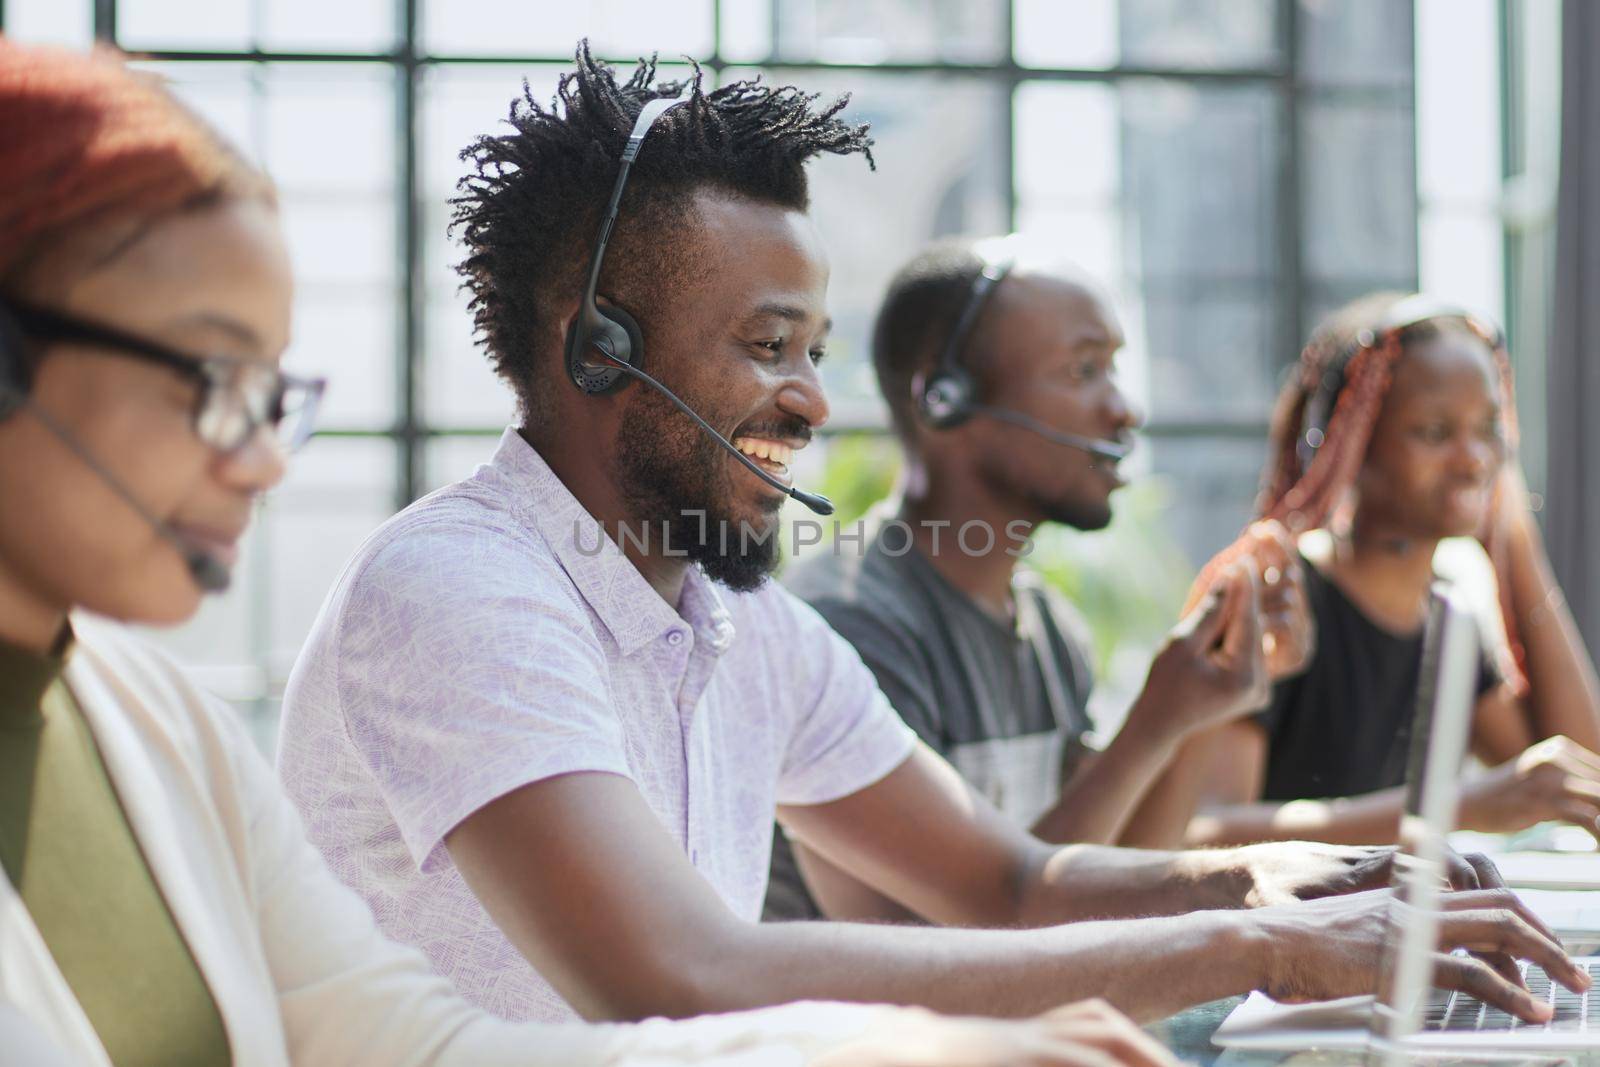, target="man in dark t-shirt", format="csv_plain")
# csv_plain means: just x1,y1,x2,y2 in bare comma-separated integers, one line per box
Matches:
765,239,1311,921
767,508,1099,919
